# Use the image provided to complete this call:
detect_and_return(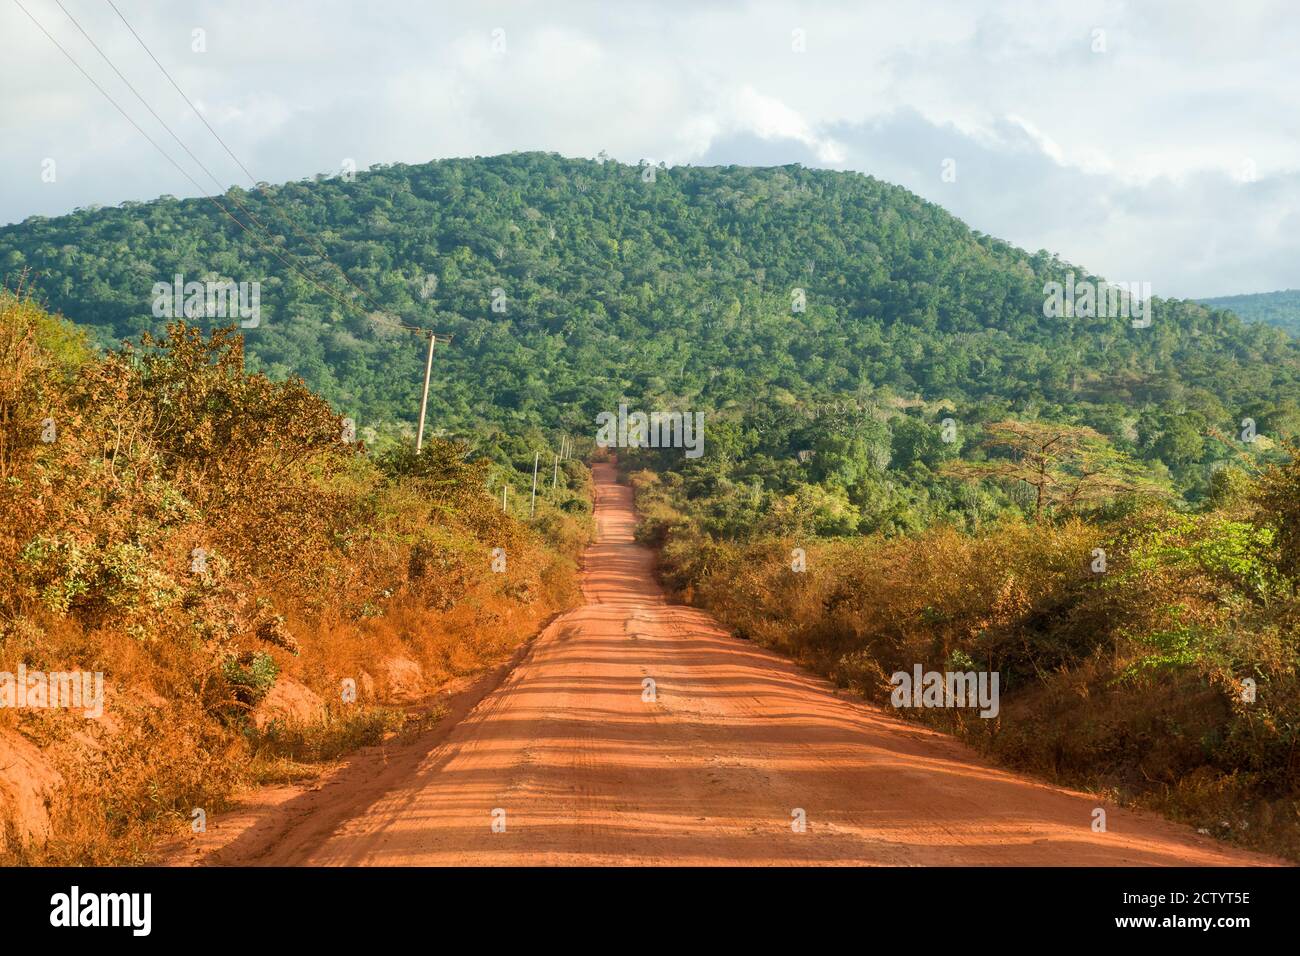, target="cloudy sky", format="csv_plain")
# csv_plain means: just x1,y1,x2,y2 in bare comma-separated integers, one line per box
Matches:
2,0,1298,298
